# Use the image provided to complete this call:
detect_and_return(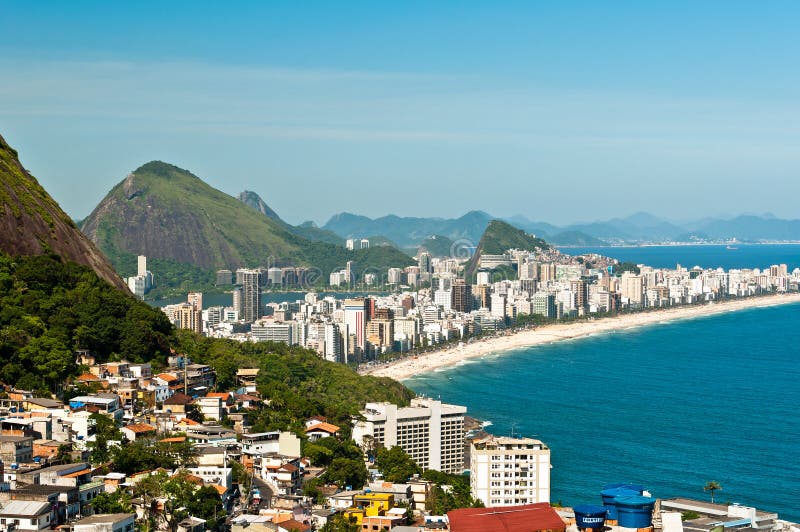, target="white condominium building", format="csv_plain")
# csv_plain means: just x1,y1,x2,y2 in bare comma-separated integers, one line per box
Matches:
470,436,551,508
353,398,466,474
